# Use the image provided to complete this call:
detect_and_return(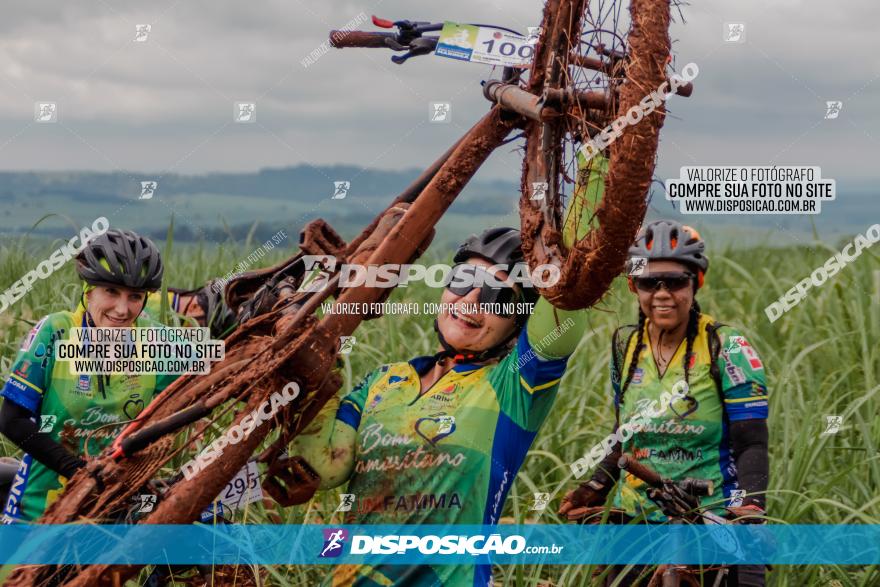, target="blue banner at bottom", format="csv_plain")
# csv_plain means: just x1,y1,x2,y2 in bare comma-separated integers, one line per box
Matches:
0,524,877,565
